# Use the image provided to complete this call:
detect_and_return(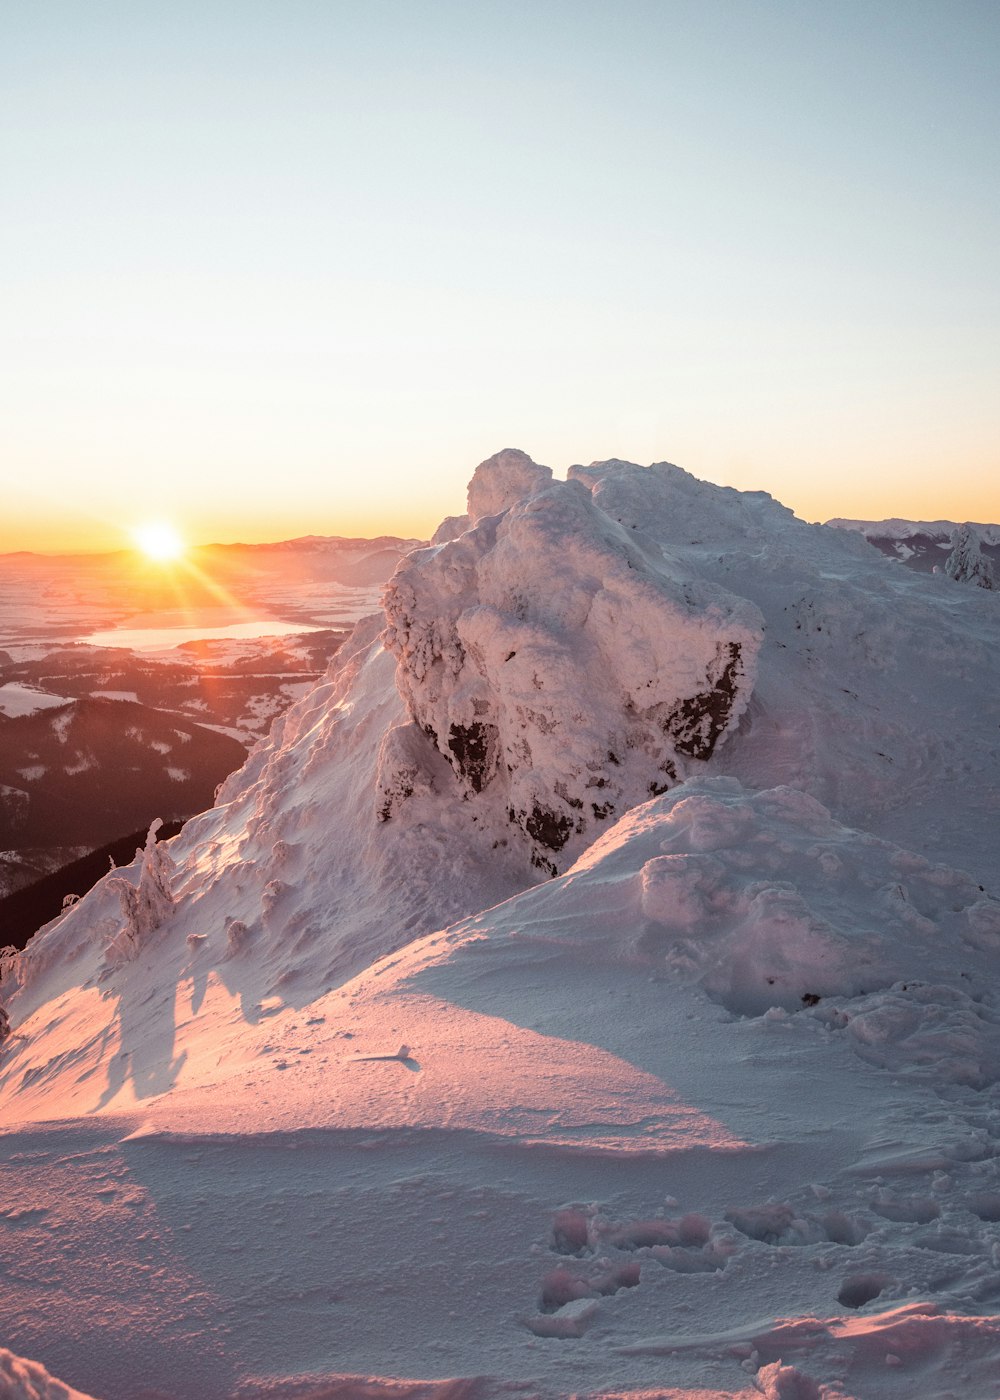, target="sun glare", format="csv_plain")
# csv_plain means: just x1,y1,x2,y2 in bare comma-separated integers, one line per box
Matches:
132,521,186,562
